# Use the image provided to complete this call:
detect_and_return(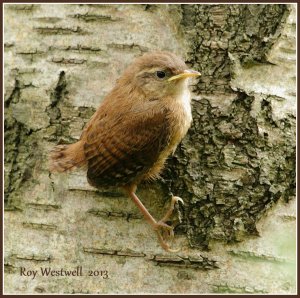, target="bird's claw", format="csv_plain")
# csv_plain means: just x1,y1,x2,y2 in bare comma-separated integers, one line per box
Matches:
172,196,184,205
159,196,184,224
